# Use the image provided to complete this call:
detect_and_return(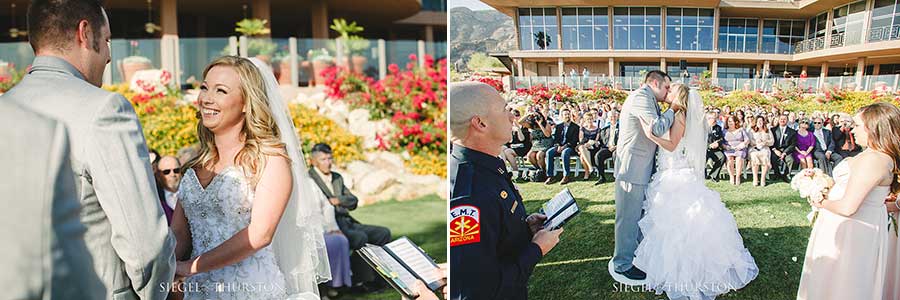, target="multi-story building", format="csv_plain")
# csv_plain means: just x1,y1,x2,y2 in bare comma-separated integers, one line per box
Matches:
483,0,900,91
